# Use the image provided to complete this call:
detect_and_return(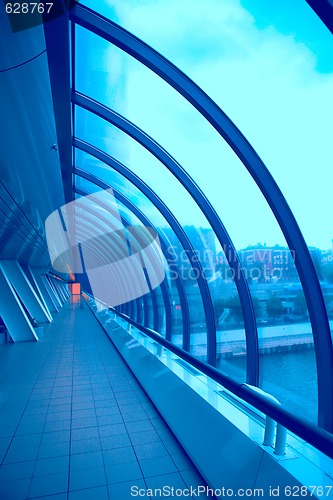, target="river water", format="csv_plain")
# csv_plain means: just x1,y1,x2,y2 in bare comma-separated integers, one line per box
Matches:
224,348,318,424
